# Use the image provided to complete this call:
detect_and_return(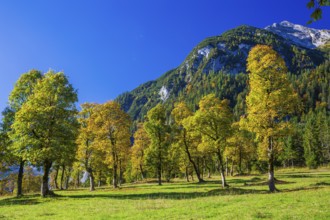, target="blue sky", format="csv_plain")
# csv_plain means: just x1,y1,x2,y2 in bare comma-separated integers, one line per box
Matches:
0,0,329,113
